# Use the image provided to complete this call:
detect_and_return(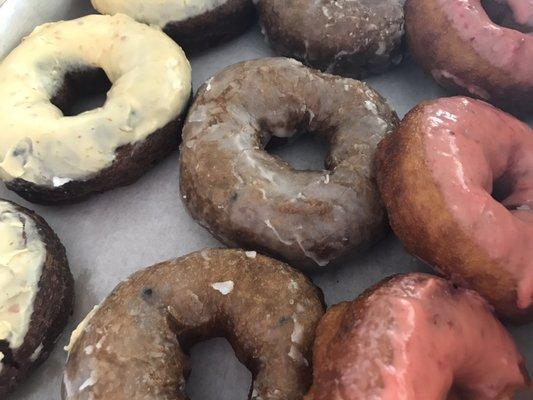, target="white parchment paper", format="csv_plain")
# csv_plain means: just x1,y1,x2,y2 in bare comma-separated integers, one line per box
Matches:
1,1,531,399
